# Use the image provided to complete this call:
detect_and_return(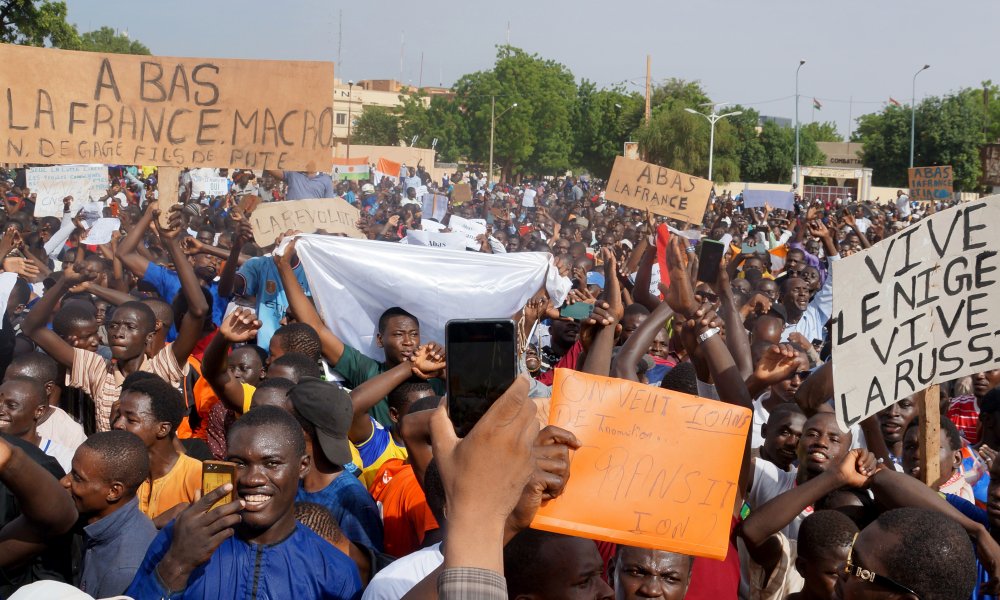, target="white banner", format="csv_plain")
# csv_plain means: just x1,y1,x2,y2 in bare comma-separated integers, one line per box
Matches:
832,197,1000,431
291,235,571,361
27,164,108,217
448,215,487,250
403,229,467,251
